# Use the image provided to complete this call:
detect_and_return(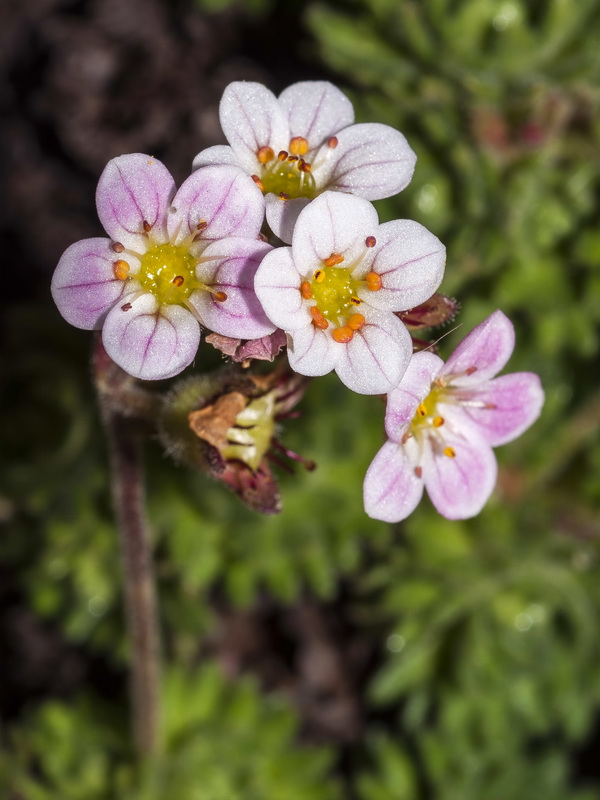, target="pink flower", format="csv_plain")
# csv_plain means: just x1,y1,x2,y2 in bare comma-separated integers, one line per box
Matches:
364,311,544,521
254,191,445,395
193,80,416,243
51,153,275,380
